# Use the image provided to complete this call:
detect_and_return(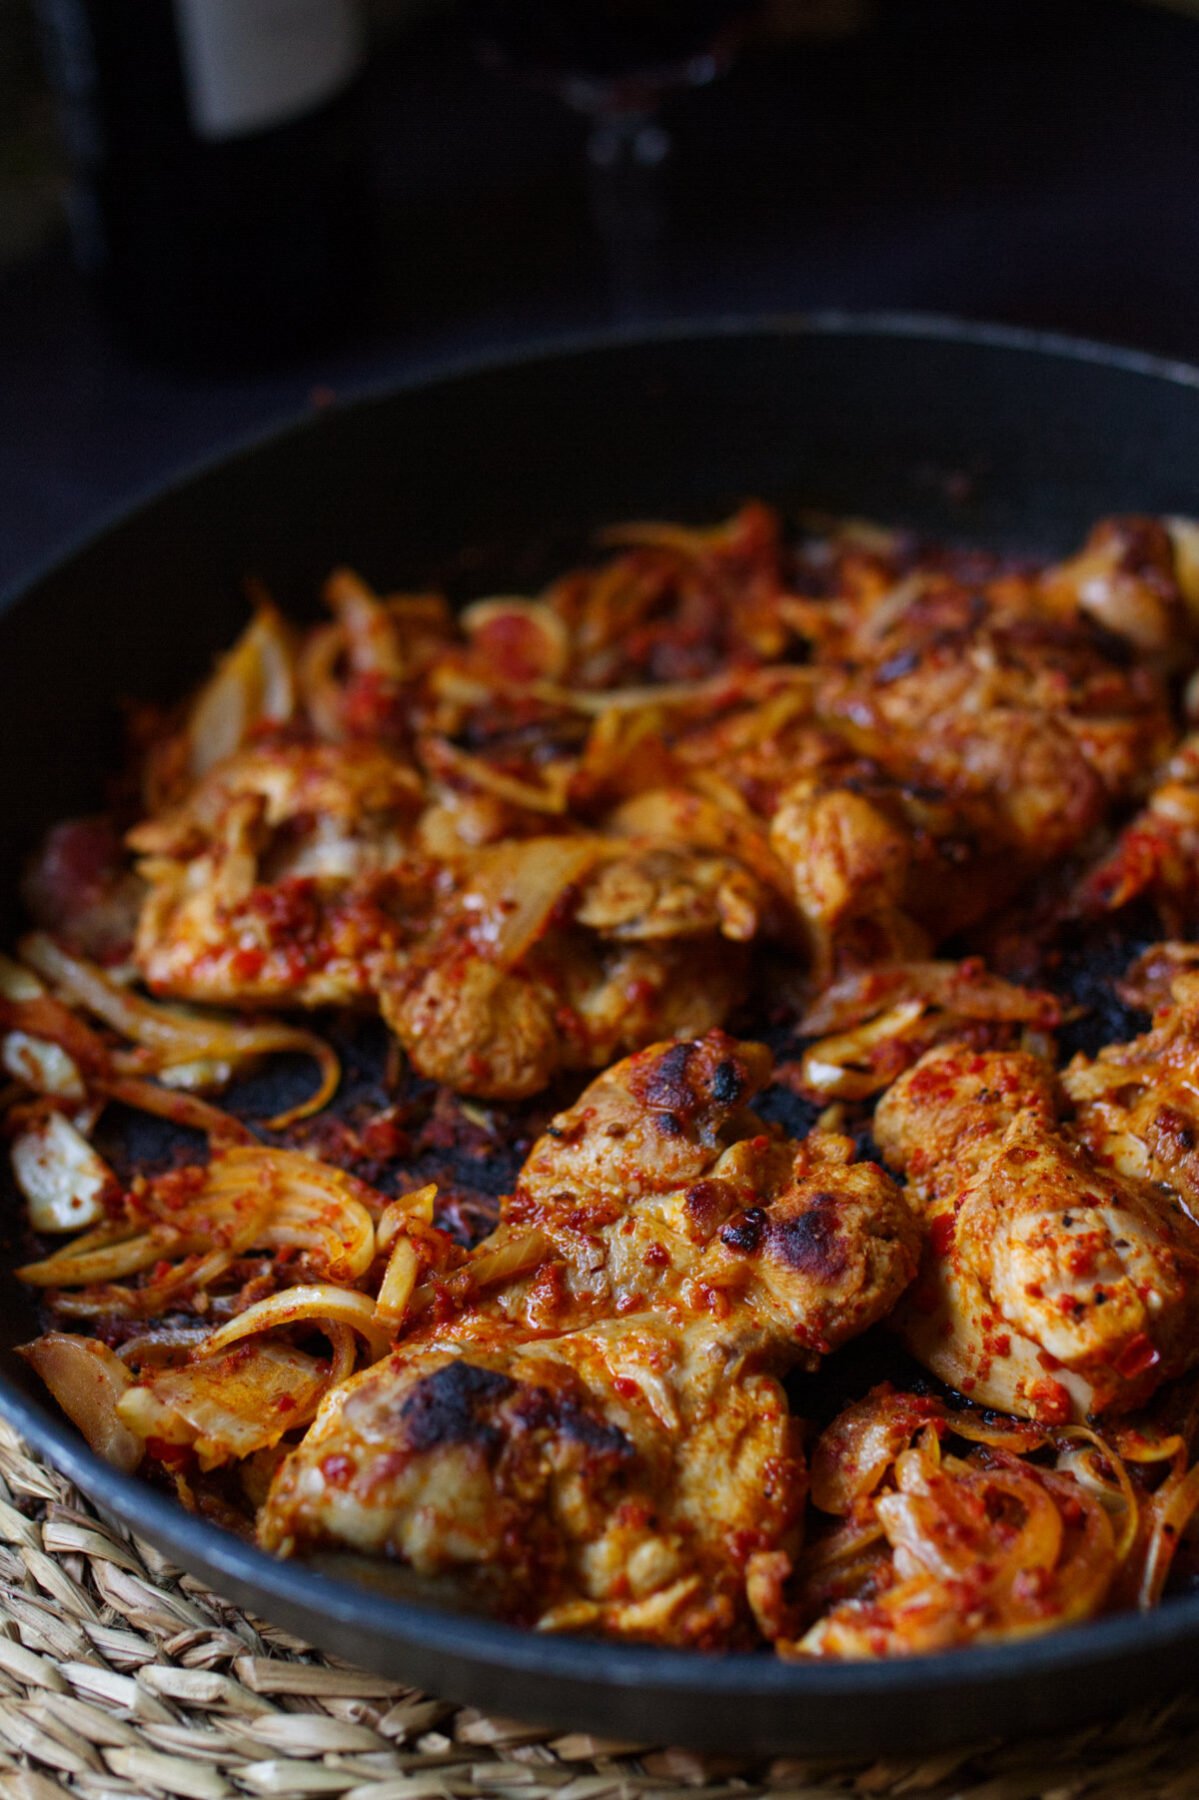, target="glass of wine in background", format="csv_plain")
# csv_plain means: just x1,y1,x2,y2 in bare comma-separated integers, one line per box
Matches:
466,0,758,321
